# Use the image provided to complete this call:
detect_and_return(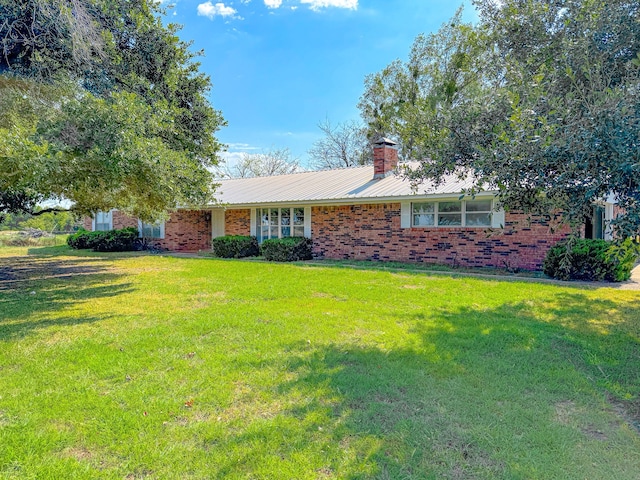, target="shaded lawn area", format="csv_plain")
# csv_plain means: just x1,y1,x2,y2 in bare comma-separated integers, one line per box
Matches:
0,246,639,479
